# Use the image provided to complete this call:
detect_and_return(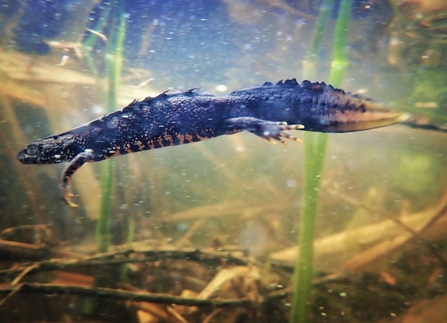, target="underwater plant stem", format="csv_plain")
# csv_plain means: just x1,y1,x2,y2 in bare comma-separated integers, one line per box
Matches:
303,0,334,80
96,2,126,253
97,159,114,253
291,1,352,323
329,0,352,86
83,5,111,50
290,132,327,323
82,5,111,86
